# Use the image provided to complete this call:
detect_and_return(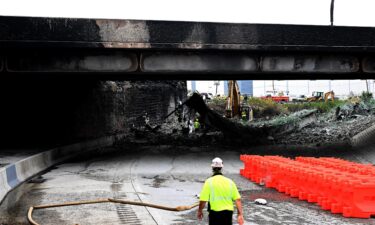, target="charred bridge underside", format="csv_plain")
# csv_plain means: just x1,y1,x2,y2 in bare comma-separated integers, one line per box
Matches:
2,16,375,79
